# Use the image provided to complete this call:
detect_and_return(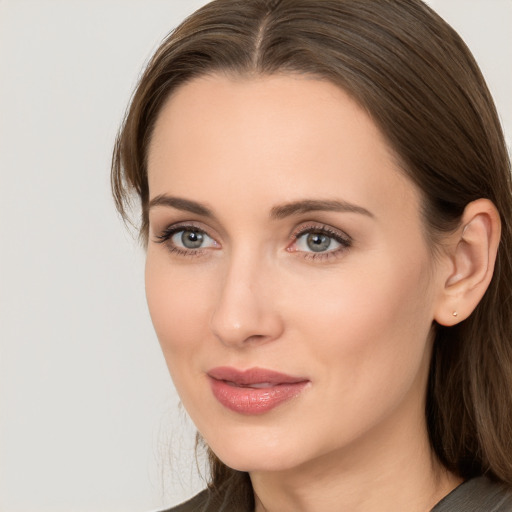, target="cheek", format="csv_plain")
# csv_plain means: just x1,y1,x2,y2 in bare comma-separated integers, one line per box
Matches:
144,257,217,419
289,248,435,388
145,254,212,360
